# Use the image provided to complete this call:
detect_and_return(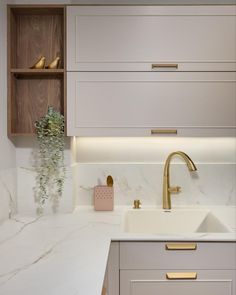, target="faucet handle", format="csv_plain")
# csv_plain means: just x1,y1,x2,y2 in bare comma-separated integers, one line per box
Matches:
133,199,141,209
168,186,181,194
